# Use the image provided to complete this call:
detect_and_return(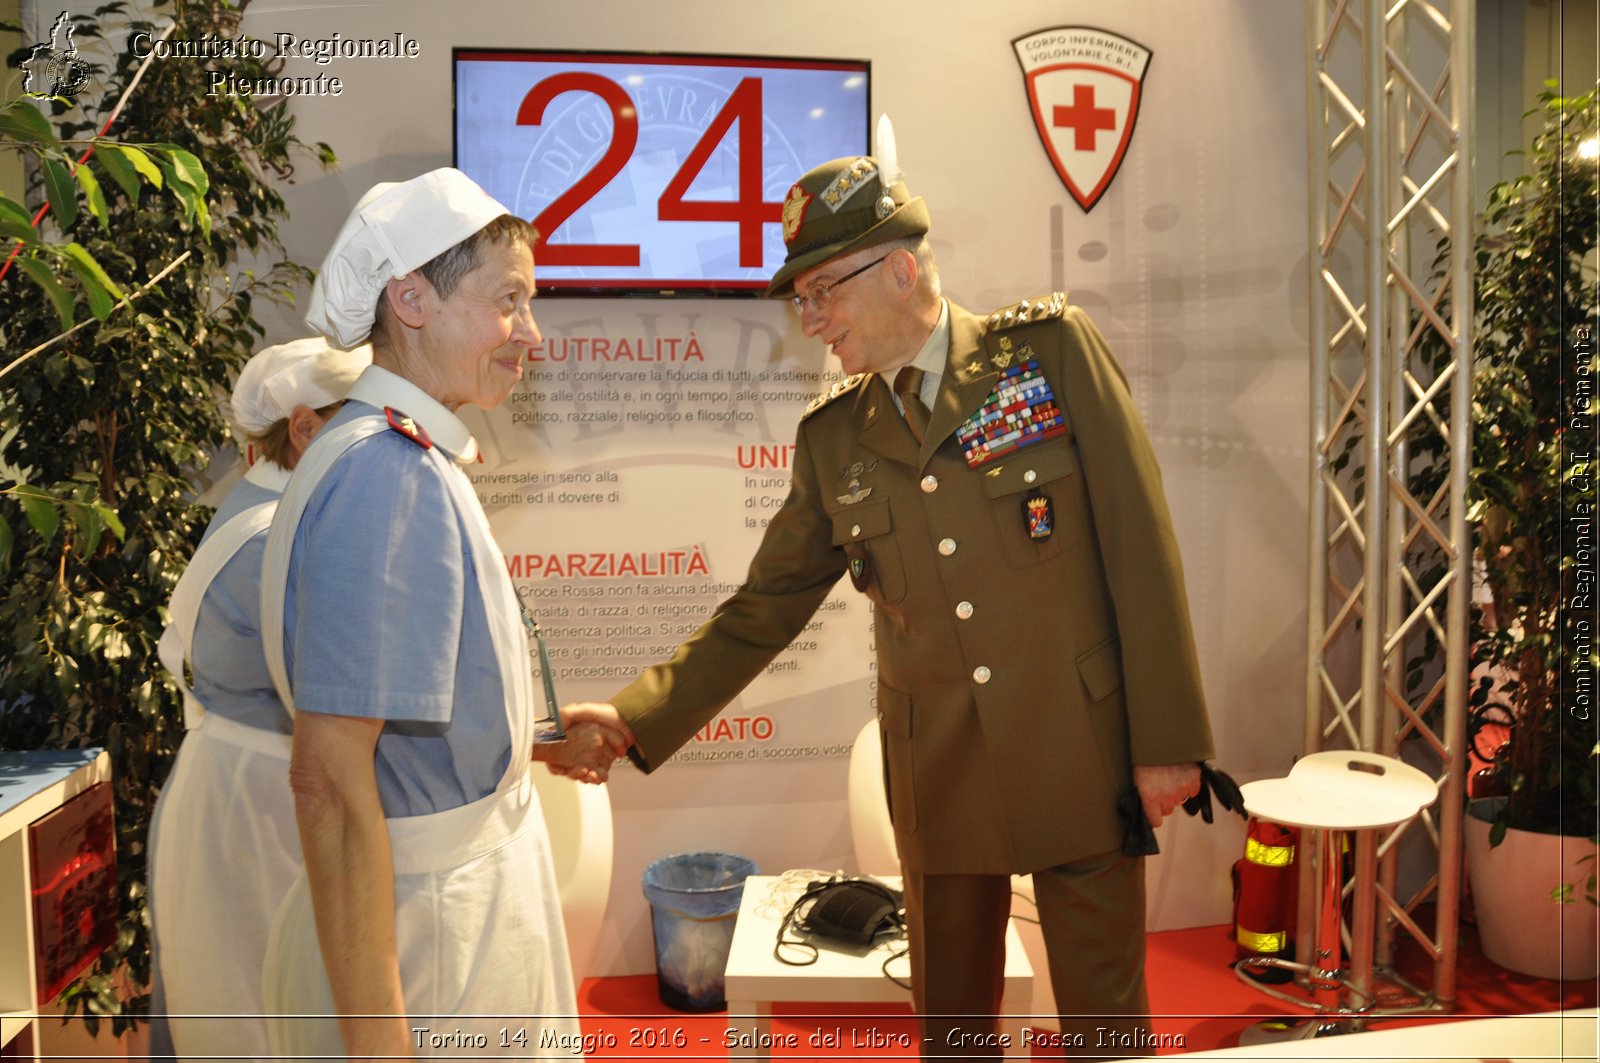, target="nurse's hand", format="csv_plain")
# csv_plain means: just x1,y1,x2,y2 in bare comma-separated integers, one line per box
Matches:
562,701,635,753
533,721,618,783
